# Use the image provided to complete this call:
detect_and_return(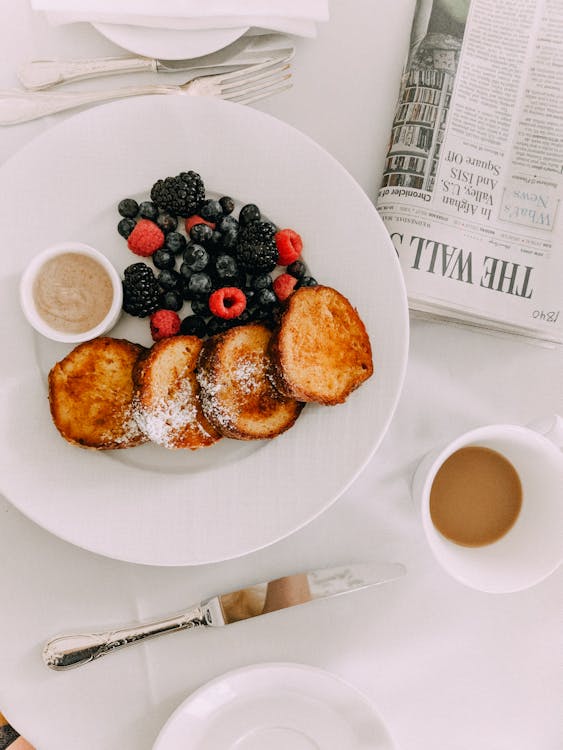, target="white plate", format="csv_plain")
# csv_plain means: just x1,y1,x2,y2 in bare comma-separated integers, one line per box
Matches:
0,95,408,566
93,22,249,60
154,662,396,750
